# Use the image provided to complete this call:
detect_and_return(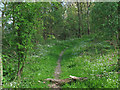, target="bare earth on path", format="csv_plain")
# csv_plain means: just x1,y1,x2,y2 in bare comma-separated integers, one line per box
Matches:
45,48,88,88
48,50,65,88
54,50,64,79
